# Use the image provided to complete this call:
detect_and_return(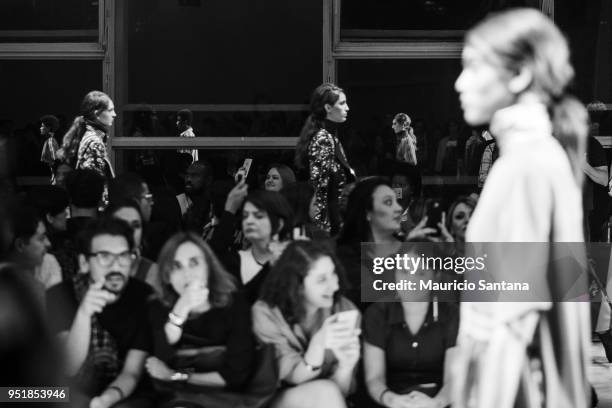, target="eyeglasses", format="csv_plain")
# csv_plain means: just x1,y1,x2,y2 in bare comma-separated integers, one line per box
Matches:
88,251,135,267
